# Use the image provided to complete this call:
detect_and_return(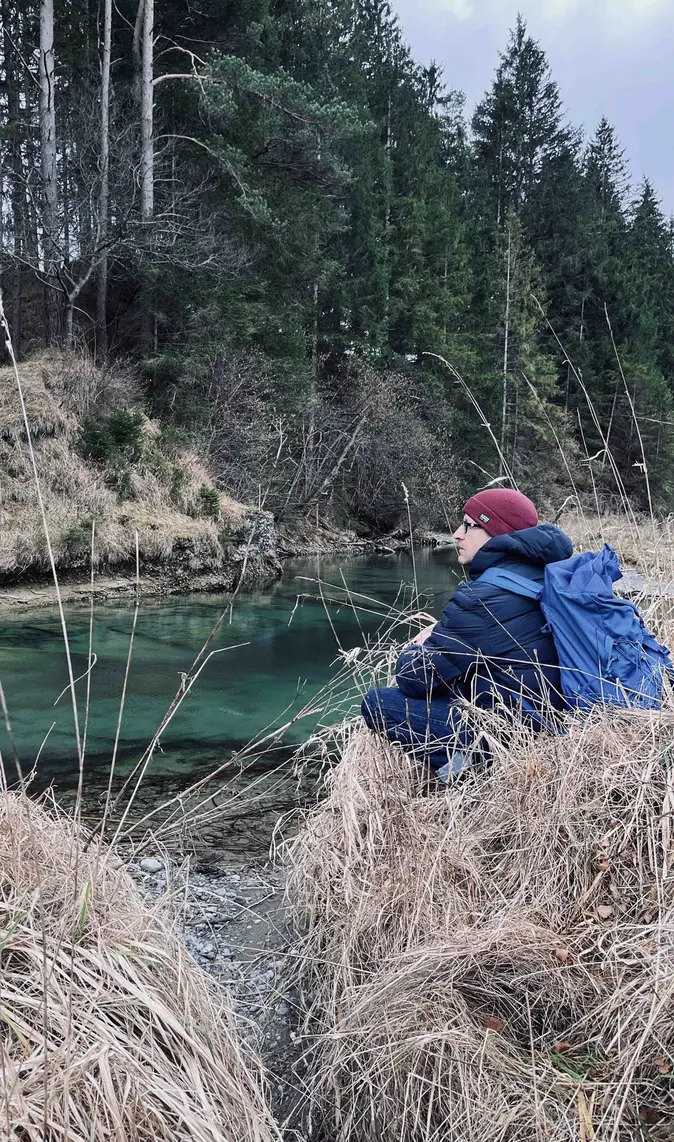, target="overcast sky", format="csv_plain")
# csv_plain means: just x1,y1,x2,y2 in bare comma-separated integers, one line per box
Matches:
390,0,674,215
